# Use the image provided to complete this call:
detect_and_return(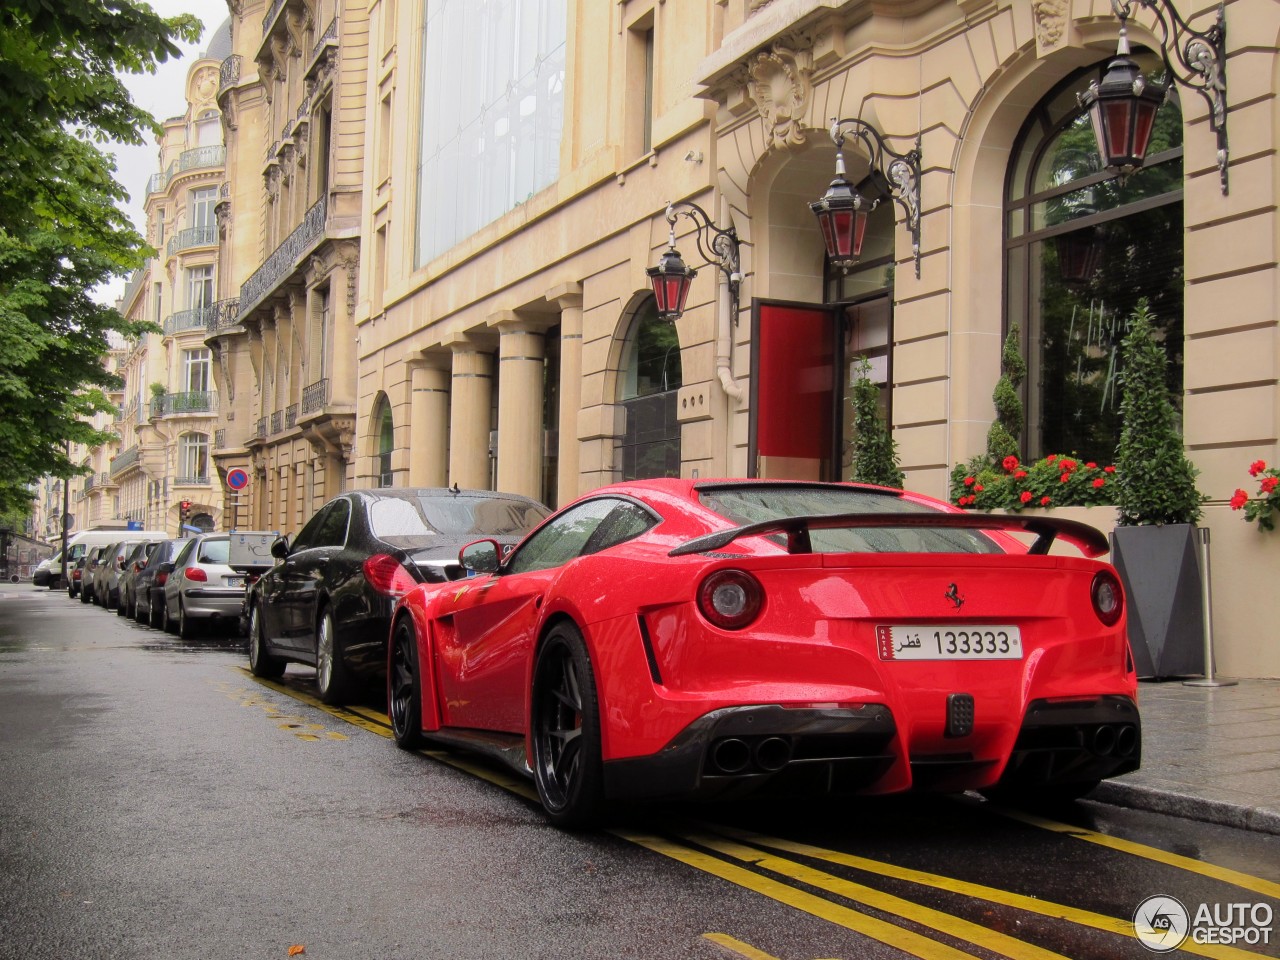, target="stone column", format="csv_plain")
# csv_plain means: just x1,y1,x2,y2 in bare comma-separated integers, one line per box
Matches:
408,360,450,487
549,284,583,506
448,341,494,490
495,315,546,500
